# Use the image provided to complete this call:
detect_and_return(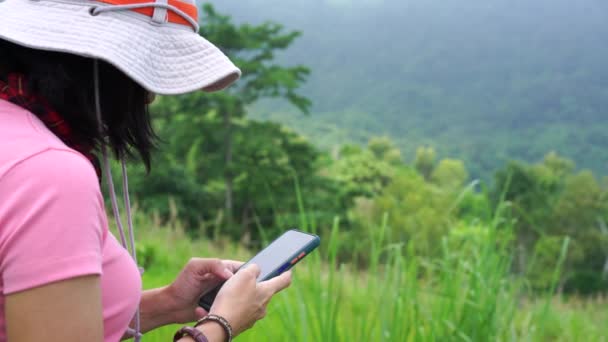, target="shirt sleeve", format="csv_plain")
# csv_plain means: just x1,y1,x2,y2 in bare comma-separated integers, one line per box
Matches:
0,149,106,294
